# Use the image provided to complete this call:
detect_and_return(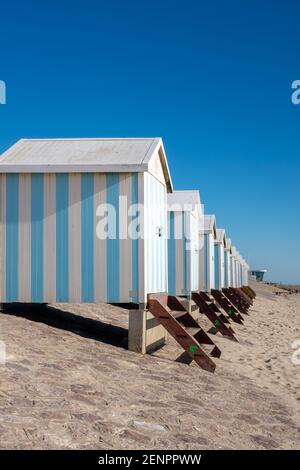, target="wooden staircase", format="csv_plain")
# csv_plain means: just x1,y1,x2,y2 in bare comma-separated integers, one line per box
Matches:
223,288,249,314
242,286,256,299
147,293,221,373
234,288,253,306
210,290,244,324
191,292,238,341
